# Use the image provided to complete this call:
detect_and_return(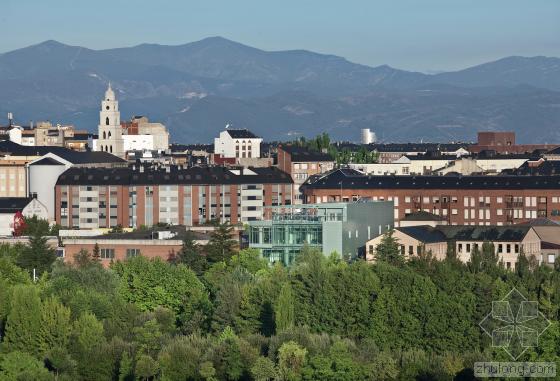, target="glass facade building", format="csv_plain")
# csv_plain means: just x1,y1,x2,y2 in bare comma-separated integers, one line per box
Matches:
249,201,394,265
